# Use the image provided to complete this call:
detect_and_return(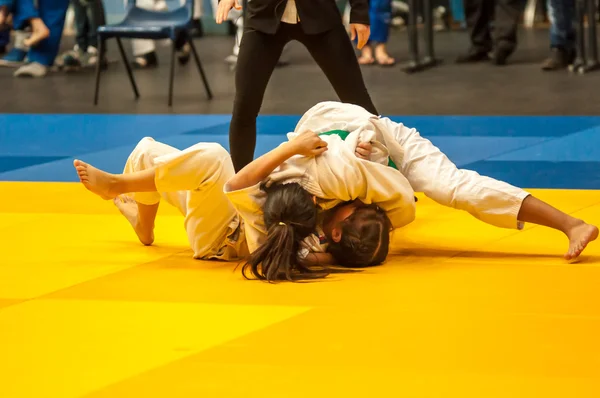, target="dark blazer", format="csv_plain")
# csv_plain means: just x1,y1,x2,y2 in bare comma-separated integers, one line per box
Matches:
241,0,370,35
